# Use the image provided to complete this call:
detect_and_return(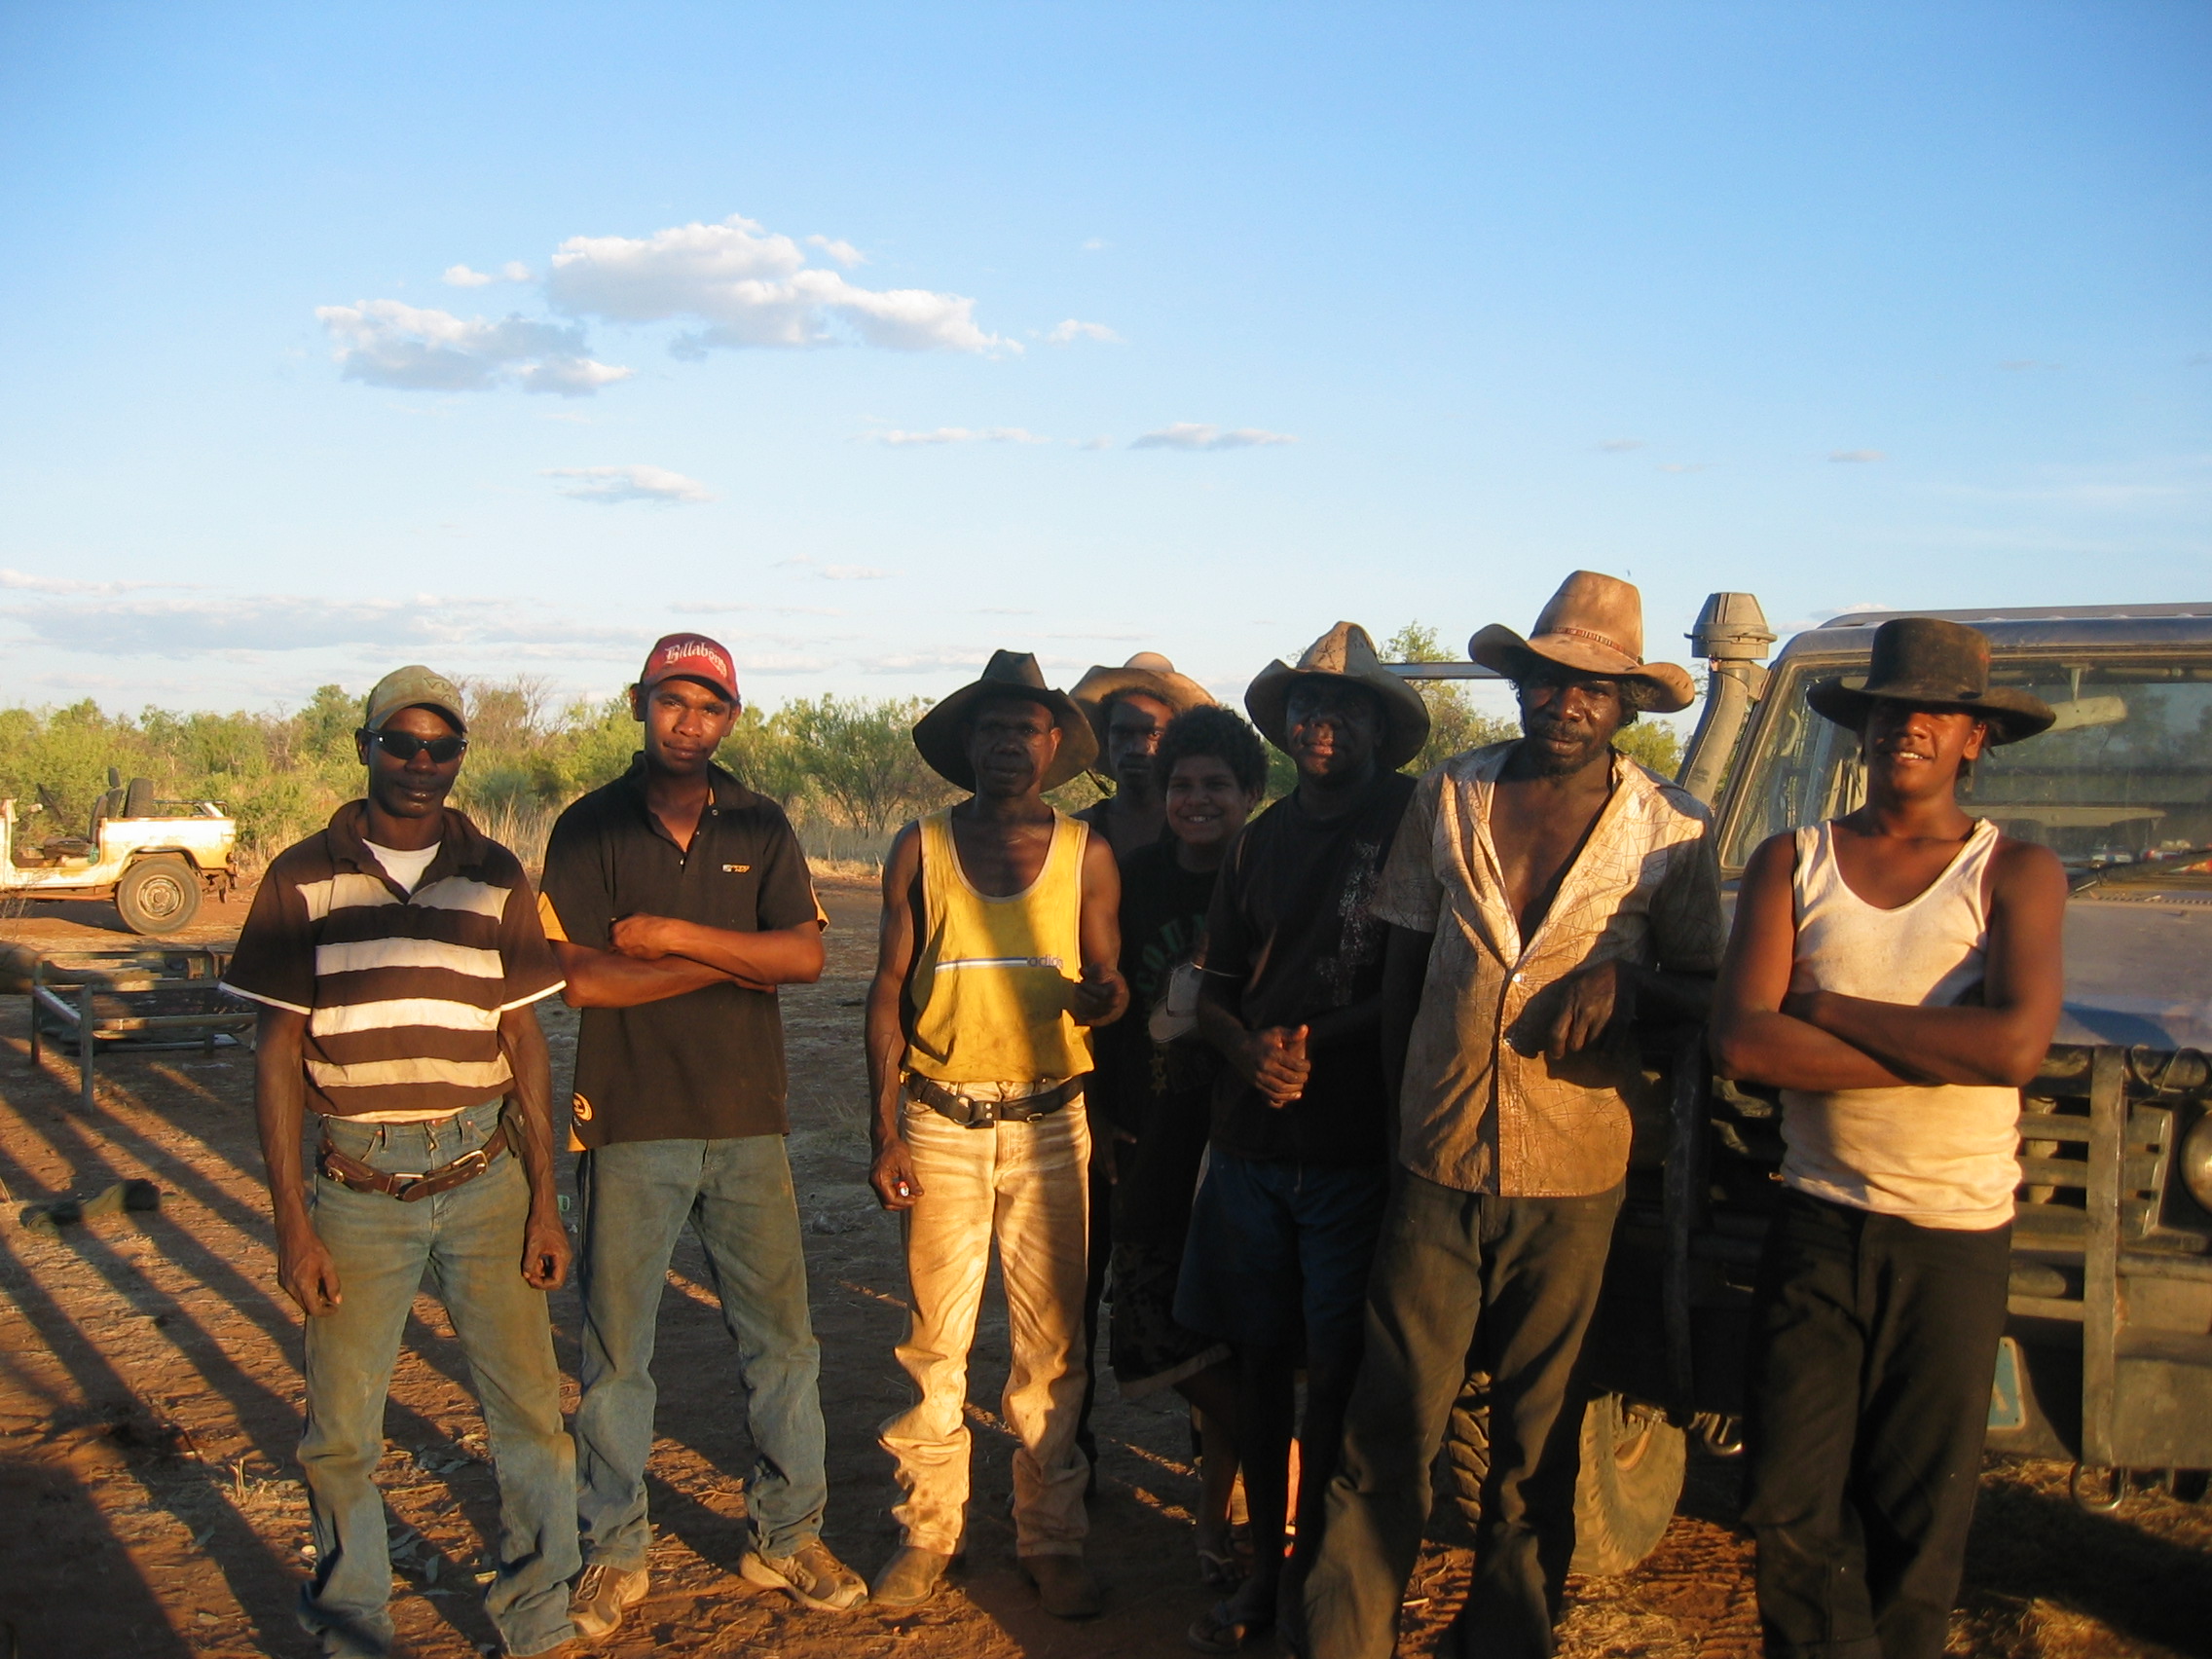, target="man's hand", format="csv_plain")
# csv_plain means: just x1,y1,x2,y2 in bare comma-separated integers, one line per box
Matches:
1235,1025,1310,1107
1104,1123,1140,1185
1540,960,1634,1062
609,914,681,960
521,1202,571,1291
1069,962,1127,1026
276,1219,344,1316
871,1136,922,1211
